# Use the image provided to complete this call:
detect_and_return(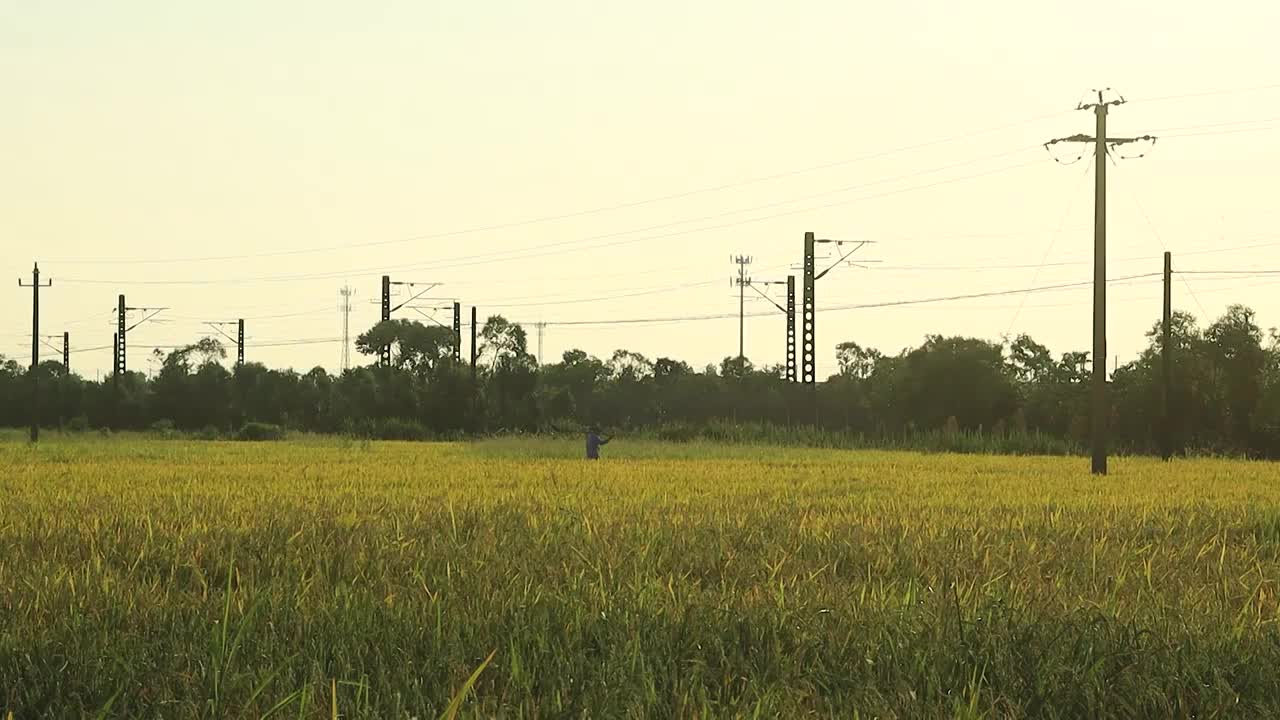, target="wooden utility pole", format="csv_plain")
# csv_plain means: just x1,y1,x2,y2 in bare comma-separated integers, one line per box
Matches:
1162,251,1173,461
1046,89,1156,475
19,263,52,442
